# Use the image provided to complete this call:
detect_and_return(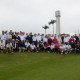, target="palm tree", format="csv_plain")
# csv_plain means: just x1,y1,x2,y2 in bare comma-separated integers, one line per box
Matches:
49,20,56,35
42,25,49,35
